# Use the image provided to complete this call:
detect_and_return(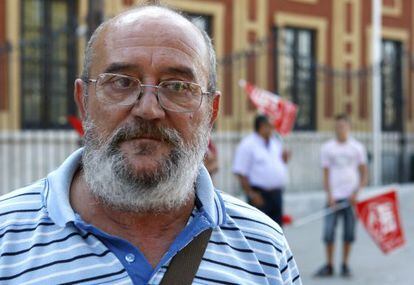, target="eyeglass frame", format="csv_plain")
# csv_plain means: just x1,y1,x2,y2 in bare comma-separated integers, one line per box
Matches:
84,73,212,113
